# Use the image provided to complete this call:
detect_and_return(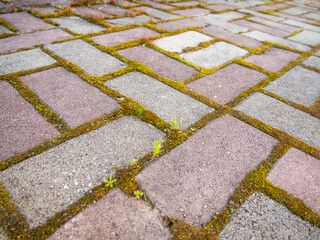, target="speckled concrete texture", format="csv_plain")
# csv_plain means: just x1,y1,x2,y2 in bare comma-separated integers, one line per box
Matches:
155,19,206,31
